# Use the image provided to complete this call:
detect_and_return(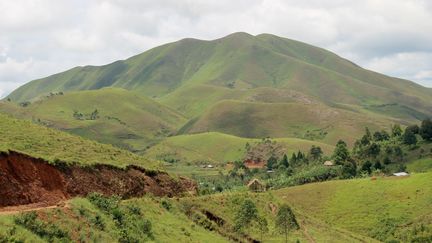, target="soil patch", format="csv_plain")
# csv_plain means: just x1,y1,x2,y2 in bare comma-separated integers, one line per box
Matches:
0,151,197,208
